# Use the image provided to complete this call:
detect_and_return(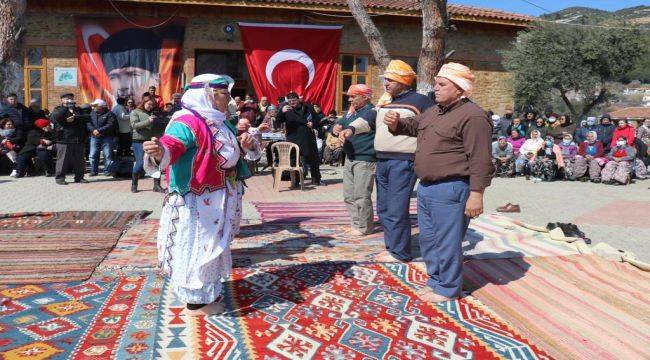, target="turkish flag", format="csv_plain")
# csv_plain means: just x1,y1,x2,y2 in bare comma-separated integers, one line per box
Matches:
238,22,342,113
